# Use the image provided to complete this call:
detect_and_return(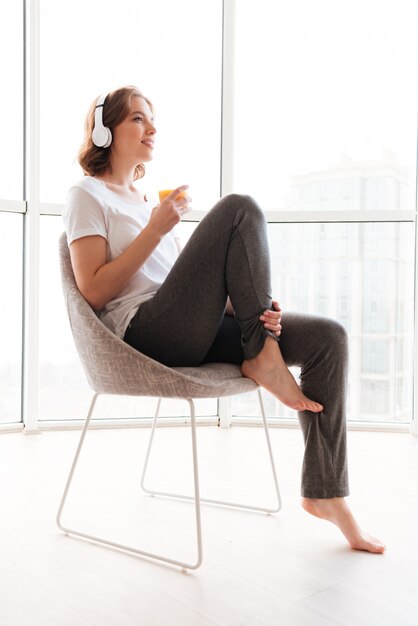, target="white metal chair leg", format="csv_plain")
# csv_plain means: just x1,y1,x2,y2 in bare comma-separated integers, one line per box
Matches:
56,394,203,570
56,392,100,530
257,389,282,513
140,397,162,493
141,390,282,514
